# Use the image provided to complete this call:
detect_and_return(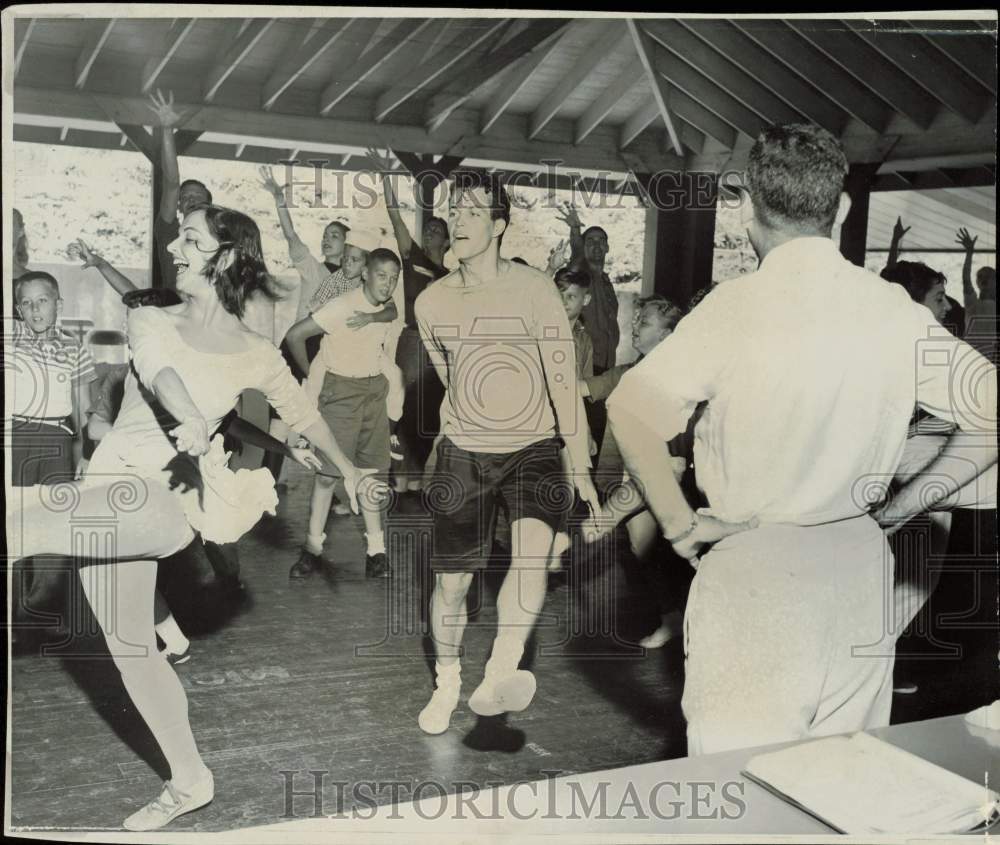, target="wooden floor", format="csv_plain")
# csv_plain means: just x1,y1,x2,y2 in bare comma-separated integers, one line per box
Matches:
9,465,996,832
9,464,688,832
